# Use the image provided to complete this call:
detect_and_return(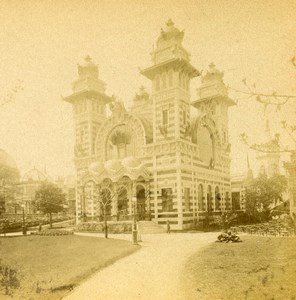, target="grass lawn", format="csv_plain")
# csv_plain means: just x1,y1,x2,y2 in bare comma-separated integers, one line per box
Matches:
0,234,139,299
182,235,296,300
